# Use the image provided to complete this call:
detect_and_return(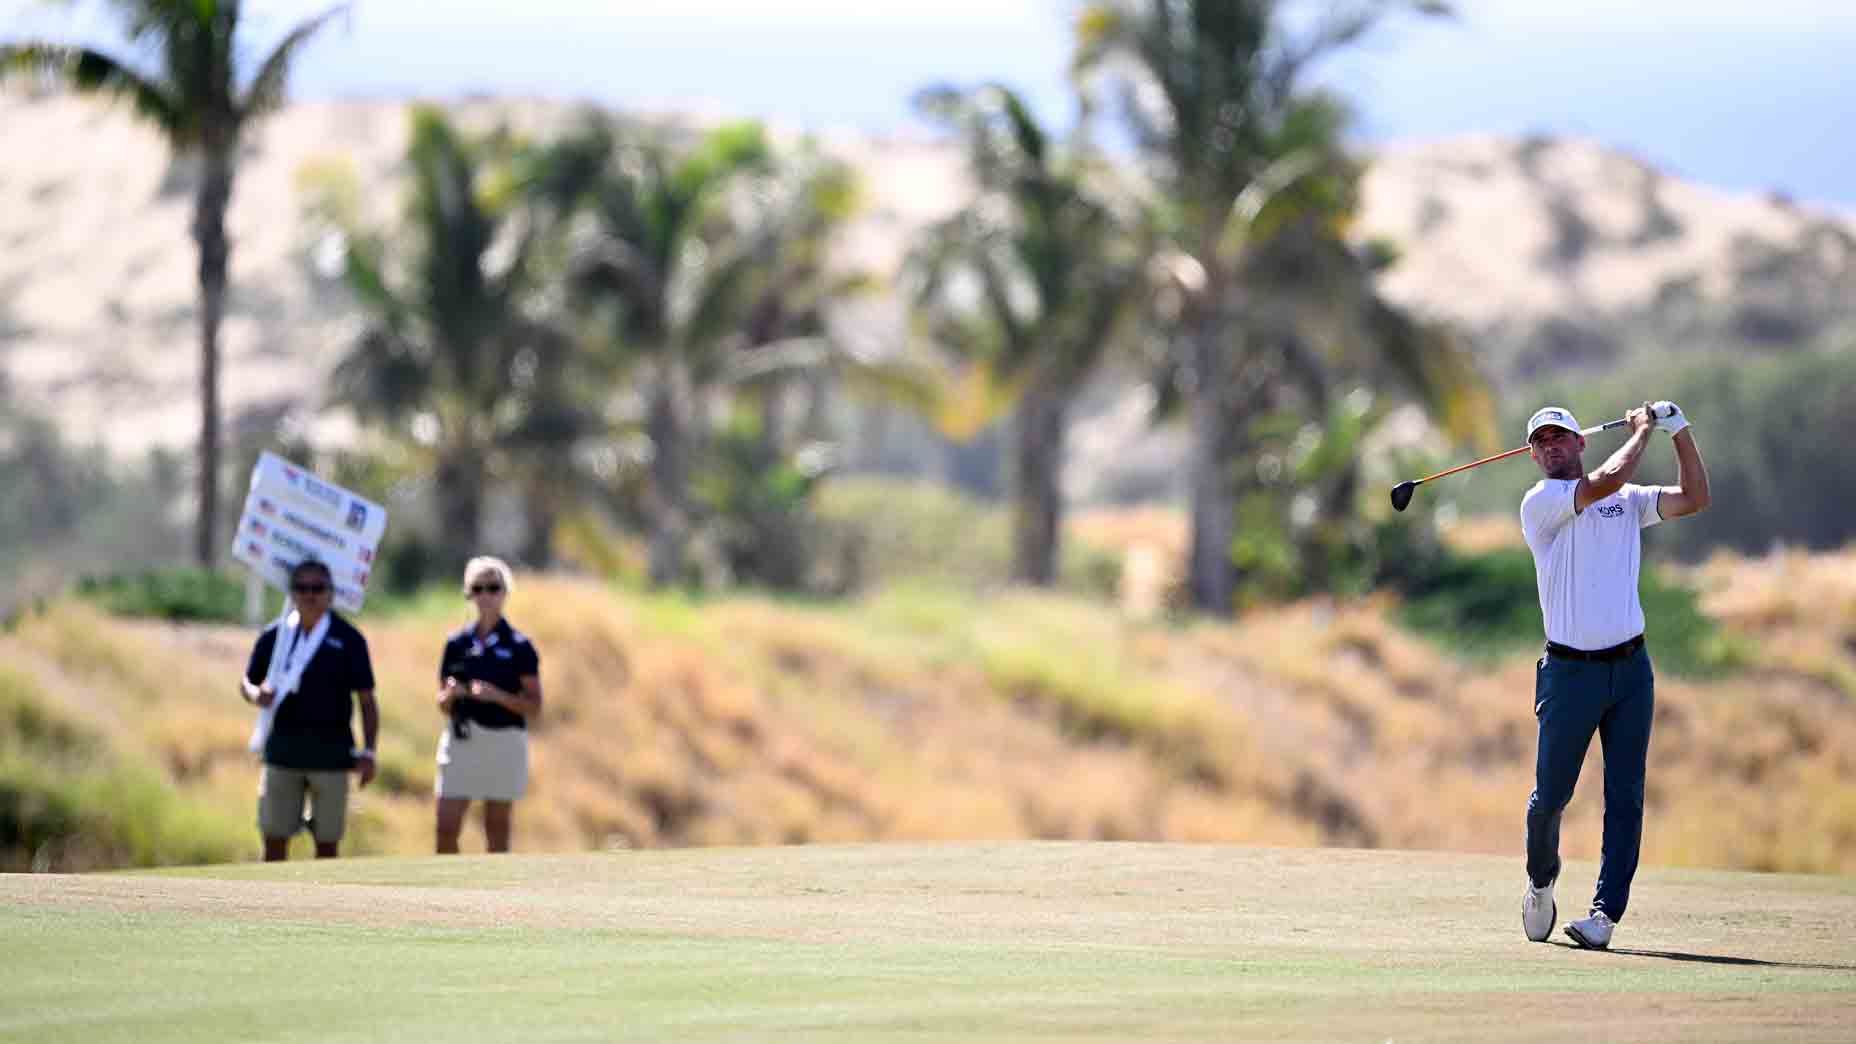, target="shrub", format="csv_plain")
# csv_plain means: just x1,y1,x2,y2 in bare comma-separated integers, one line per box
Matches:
0,669,248,870
1395,547,1734,677
814,477,1009,590
75,567,247,622
693,418,832,592
1396,547,1543,659
814,477,1122,599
